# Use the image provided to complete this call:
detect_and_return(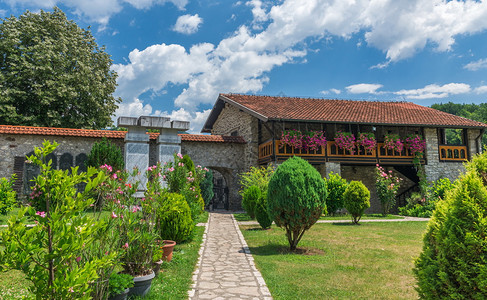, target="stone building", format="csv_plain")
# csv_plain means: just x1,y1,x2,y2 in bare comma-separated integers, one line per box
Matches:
202,94,487,212
1,93,486,212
